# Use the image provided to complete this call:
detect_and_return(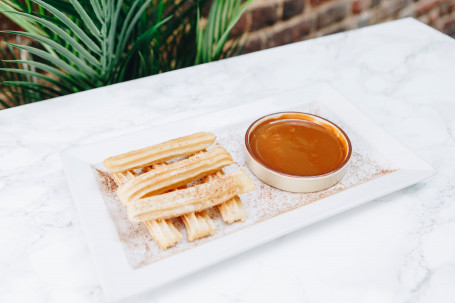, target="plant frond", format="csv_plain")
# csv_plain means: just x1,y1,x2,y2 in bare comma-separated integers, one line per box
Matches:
1,0,252,108
3,59,89,91
5,11,102,59
31,0,101,52
6,42,94,82
0,67,73,94
68,0,101,37
2,30,100,73
196,0,253,64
